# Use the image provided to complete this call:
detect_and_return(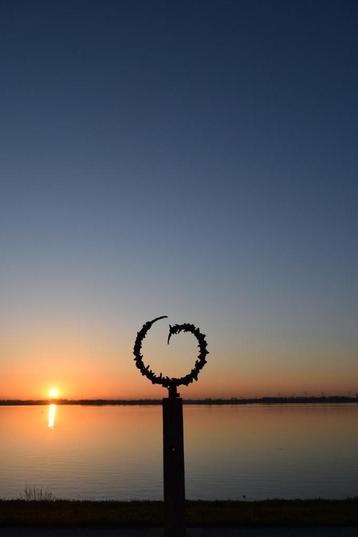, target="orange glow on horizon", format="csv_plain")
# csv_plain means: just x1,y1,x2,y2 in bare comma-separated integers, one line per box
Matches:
0,326,356,400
